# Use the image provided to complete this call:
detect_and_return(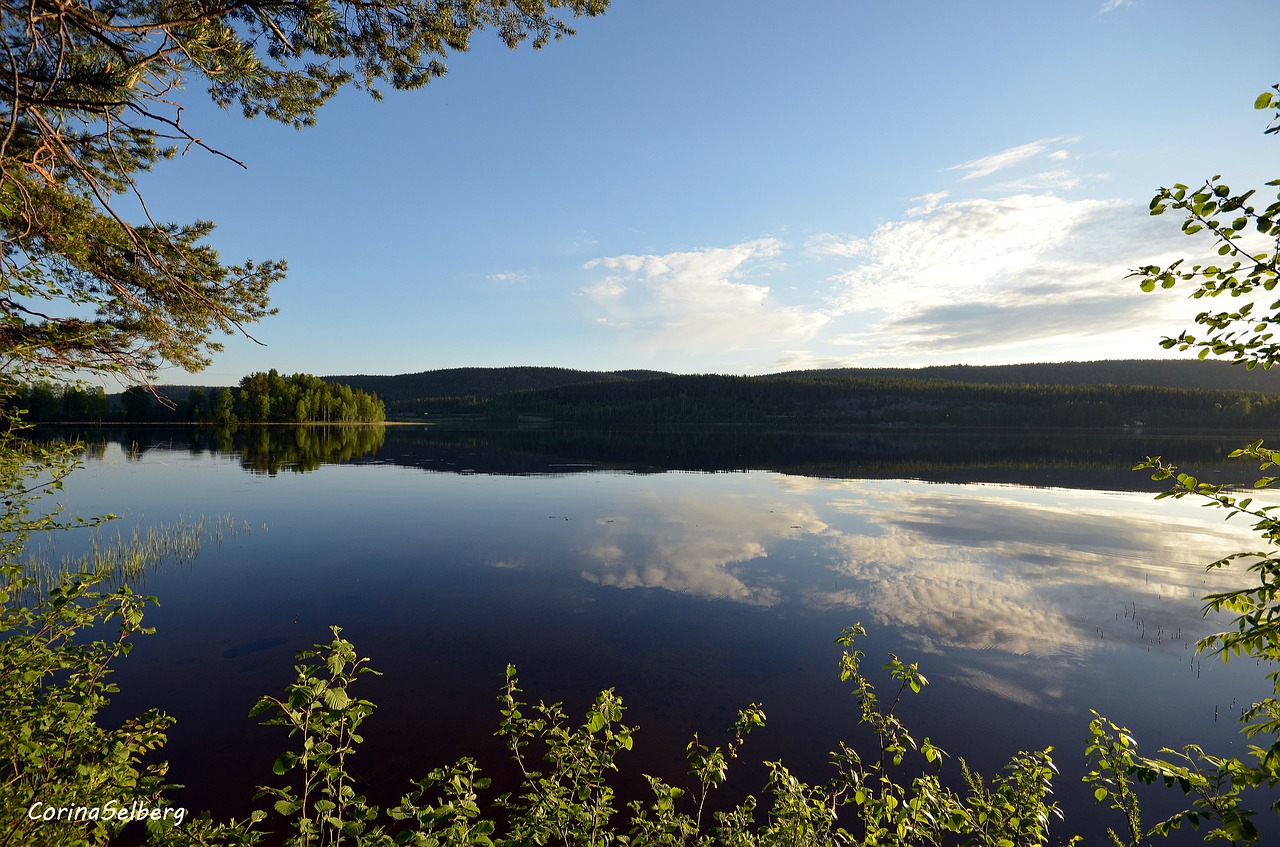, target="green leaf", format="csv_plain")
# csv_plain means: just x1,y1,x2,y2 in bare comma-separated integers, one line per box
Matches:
274,799,302,816
323,687,351,710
